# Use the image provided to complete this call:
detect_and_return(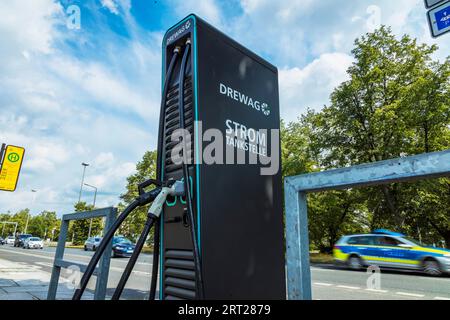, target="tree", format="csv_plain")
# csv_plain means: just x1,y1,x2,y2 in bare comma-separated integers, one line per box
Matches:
10,209,30,234
281,26,450,250
28,211,59,240
0,212,14,237
69,202,102,245
119,150,157,243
